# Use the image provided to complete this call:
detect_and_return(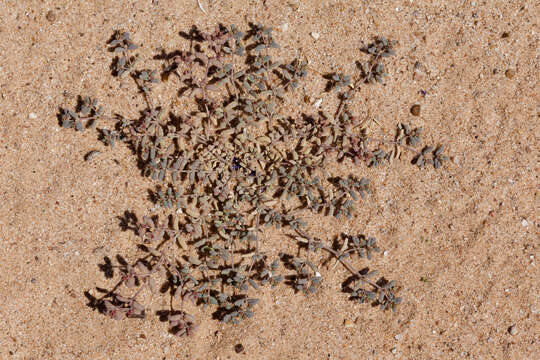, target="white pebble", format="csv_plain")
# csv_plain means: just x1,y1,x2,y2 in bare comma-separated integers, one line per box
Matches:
508,325,518,335
29,112,37,119
311,32,320,40
391,347,397,354
279,23,289,32
383,250,389,257
313,98,322,108
521,219,528,227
